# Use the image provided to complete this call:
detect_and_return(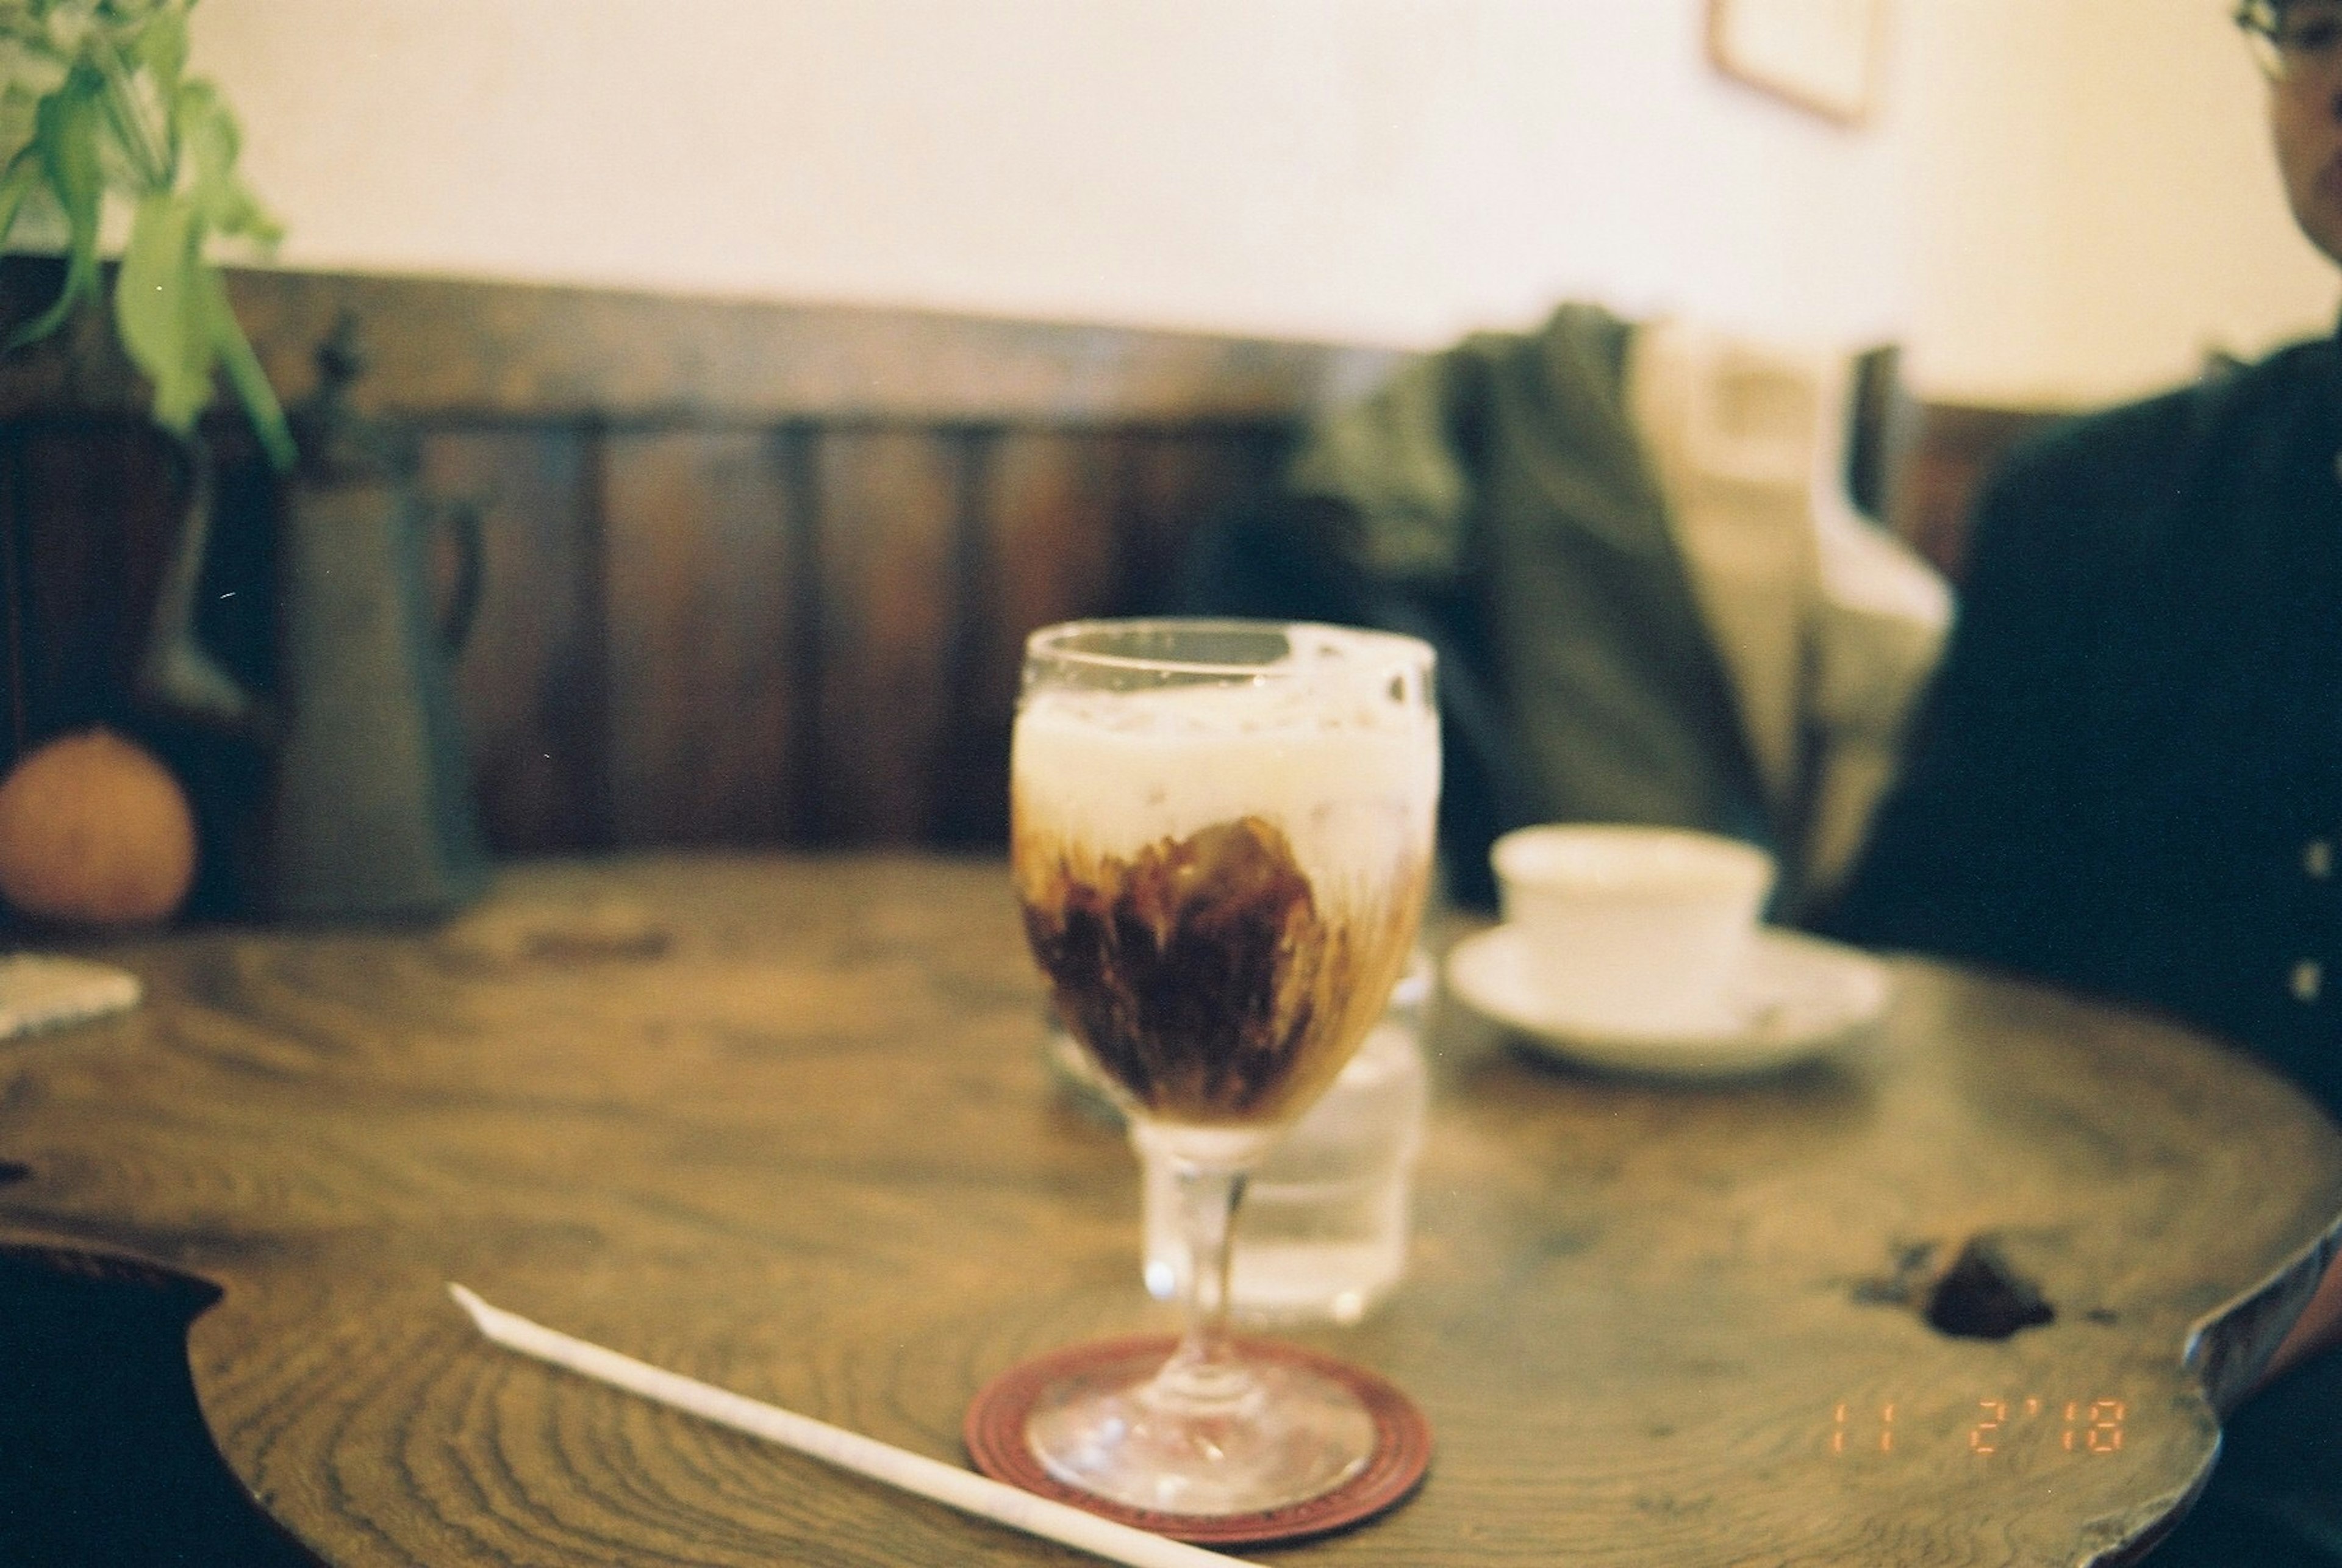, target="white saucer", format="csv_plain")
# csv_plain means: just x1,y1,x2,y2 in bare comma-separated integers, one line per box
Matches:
1445,924,1889,1079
